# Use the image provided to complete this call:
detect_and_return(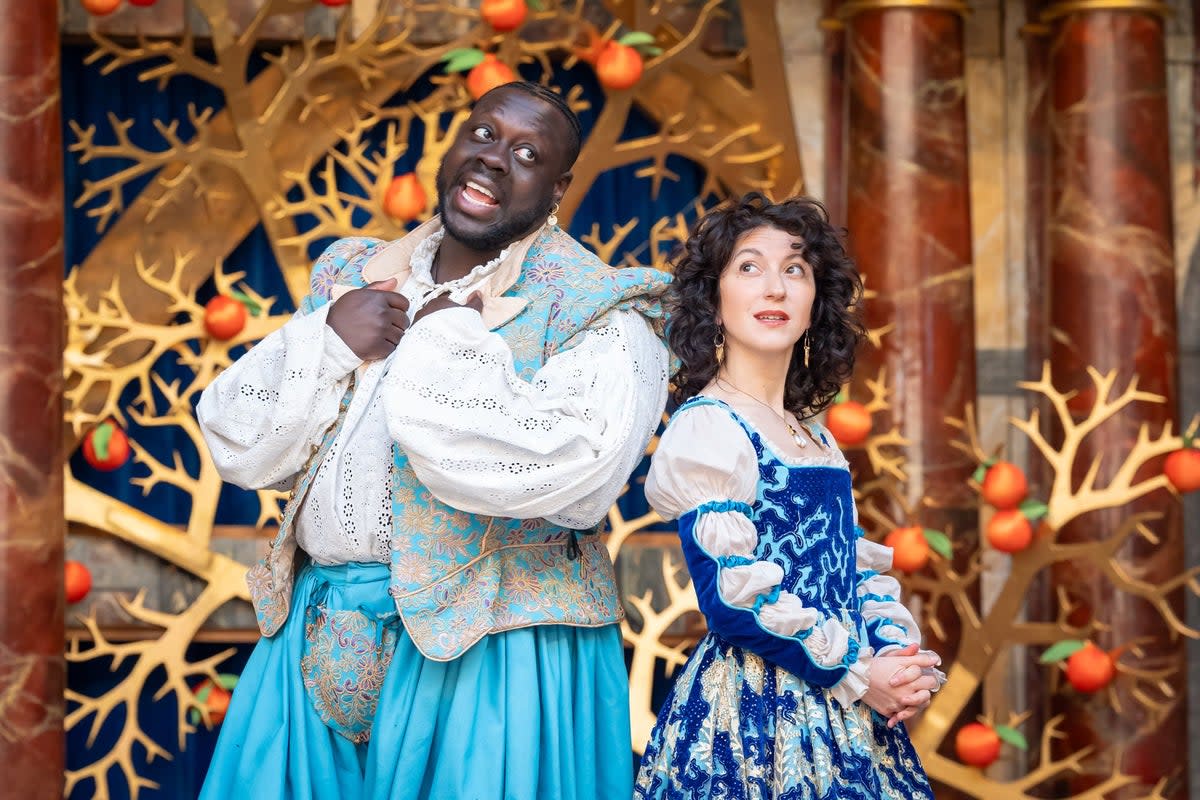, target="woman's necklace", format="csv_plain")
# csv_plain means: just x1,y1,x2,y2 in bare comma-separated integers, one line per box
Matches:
716,377,818,449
